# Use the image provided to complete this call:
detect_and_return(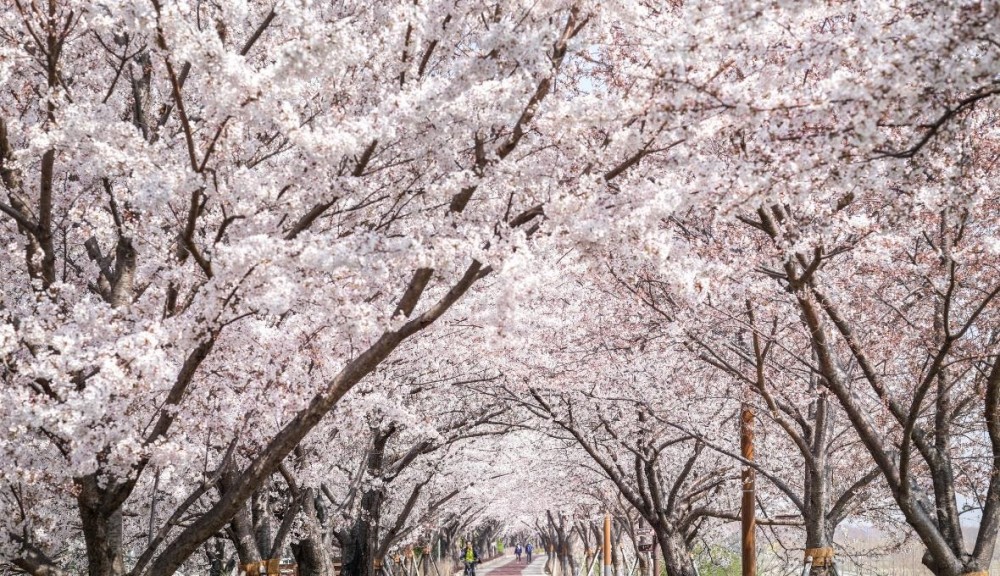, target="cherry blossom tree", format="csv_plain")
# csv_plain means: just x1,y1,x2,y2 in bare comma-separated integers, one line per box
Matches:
0,0,698,573
479,270,740,576
603,267,892,574
3,2,999,576
593,3,1000,574
631,4,1000,571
